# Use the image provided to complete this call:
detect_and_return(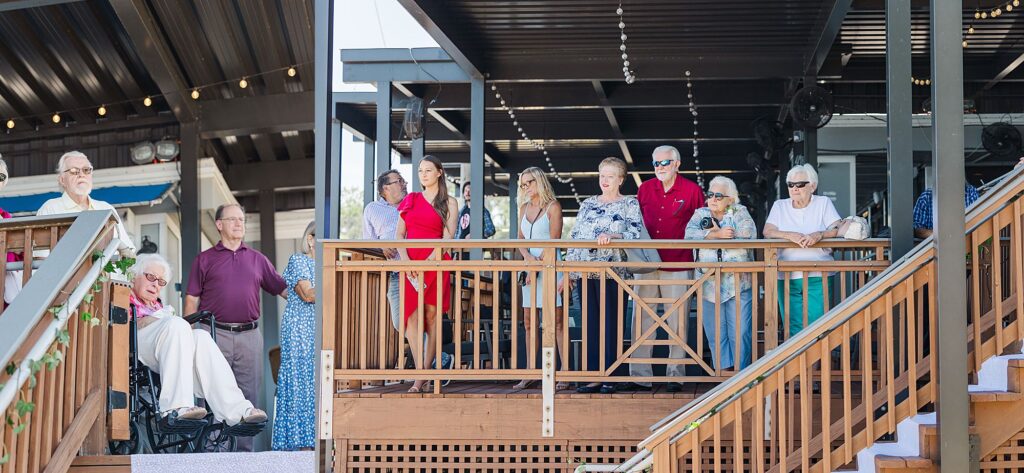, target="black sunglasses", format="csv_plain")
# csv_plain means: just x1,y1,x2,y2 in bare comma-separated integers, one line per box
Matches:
787,181,811,189
652,159,676,168
706,192,728,200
